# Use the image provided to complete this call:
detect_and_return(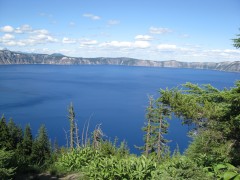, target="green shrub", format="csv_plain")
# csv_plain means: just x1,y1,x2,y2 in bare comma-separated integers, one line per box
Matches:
0,148,16,179
205,163,240,180
152,155,208,180
84,155,157,179
54,147,101,172
186,129,232,166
